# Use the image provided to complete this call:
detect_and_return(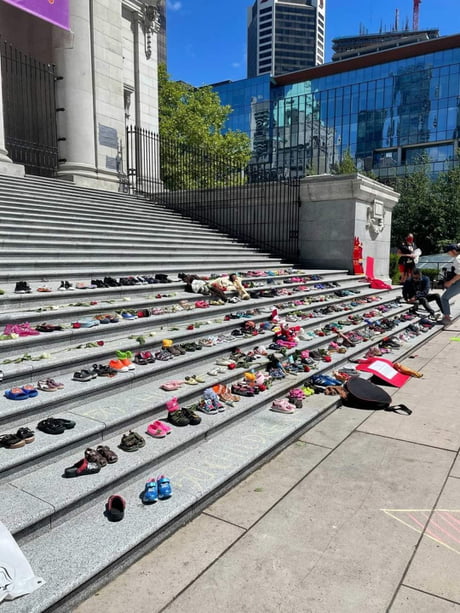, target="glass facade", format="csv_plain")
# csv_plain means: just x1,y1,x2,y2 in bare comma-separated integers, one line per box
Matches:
214,42,460,179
